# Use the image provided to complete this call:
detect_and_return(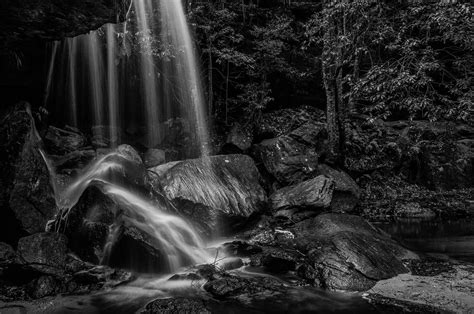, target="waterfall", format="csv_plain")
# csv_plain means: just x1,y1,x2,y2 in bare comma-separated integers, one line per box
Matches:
44,0,209,158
